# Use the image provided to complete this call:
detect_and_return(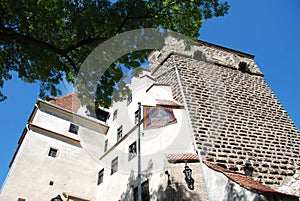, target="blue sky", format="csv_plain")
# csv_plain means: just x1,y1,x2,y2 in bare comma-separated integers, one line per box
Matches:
0,1,299,188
